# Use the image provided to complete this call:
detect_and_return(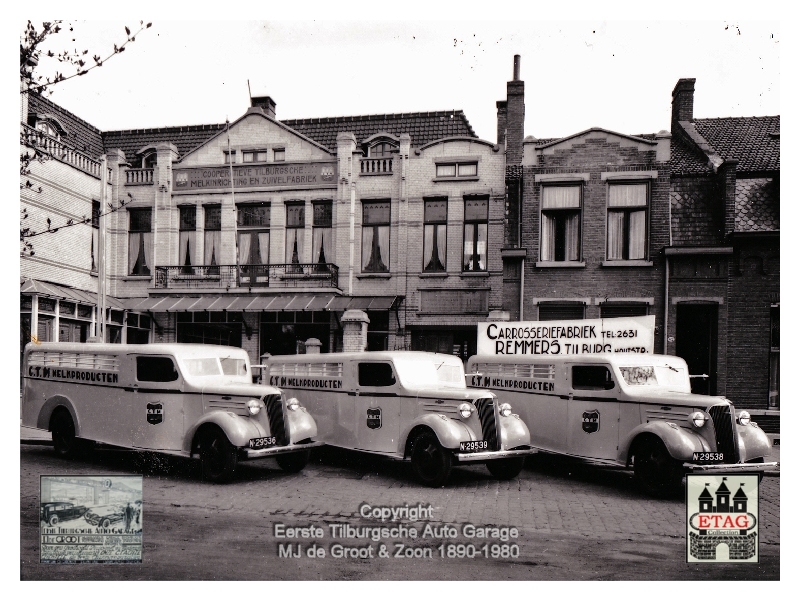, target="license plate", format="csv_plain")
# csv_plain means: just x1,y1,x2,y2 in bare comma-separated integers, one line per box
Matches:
249,436,277,449
460,440,488,453
693,452,724,462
